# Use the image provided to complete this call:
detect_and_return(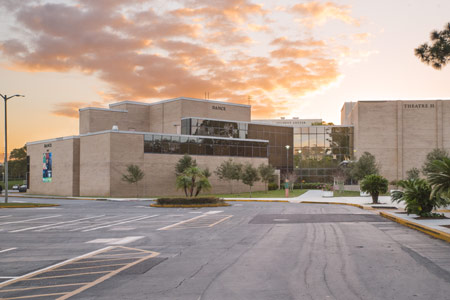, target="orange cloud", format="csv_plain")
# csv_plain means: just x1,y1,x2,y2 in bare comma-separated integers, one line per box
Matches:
292,1,360,27
0,0,367,120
